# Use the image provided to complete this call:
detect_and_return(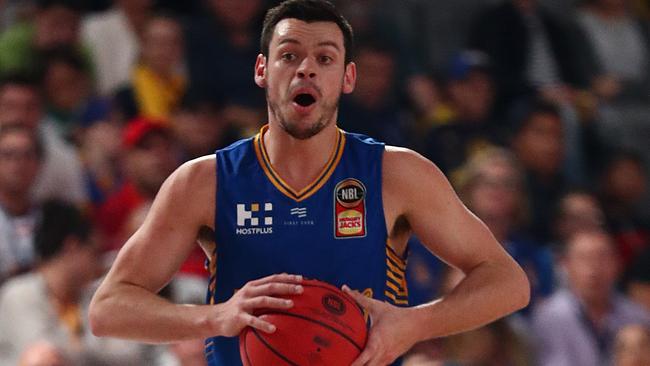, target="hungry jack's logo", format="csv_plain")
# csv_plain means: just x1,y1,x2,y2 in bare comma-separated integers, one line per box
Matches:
334,178,366,238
